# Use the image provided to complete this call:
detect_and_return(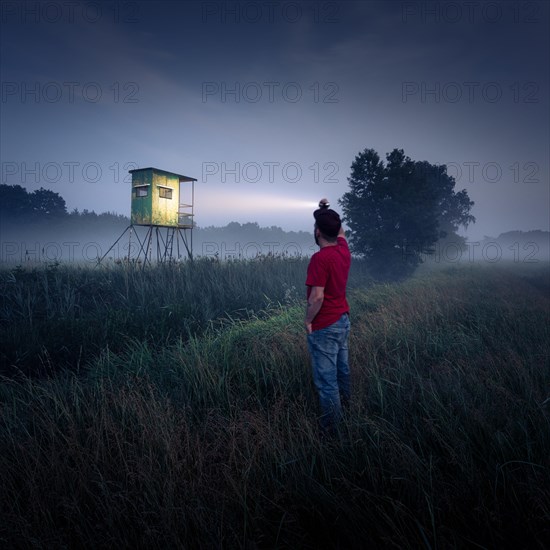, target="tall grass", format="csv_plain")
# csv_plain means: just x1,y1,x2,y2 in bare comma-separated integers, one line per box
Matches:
0,262,548,548
0,258,373,376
